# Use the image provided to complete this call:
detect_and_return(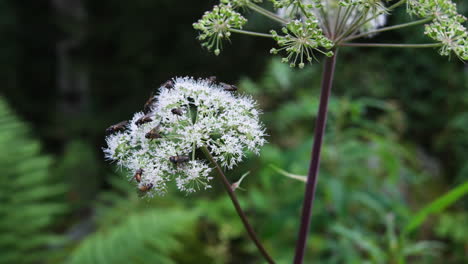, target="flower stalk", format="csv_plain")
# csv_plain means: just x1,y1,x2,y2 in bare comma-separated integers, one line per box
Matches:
344,17,434,42
339,42,443,48
293,49,338,264
246,2,289,24
201,146,275,264
229,28,274,38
